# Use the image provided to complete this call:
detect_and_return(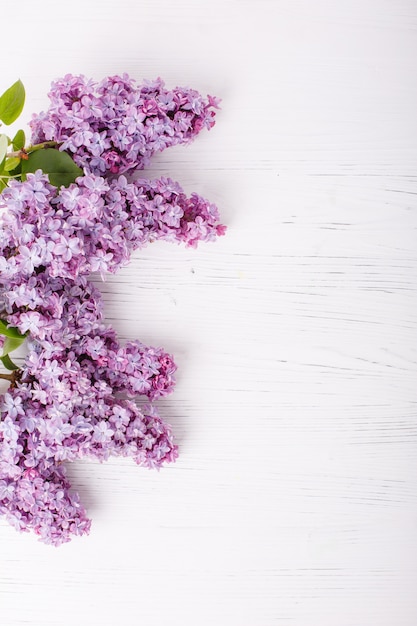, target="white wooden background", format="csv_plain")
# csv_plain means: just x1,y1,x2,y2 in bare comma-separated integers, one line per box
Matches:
1,1,416,624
